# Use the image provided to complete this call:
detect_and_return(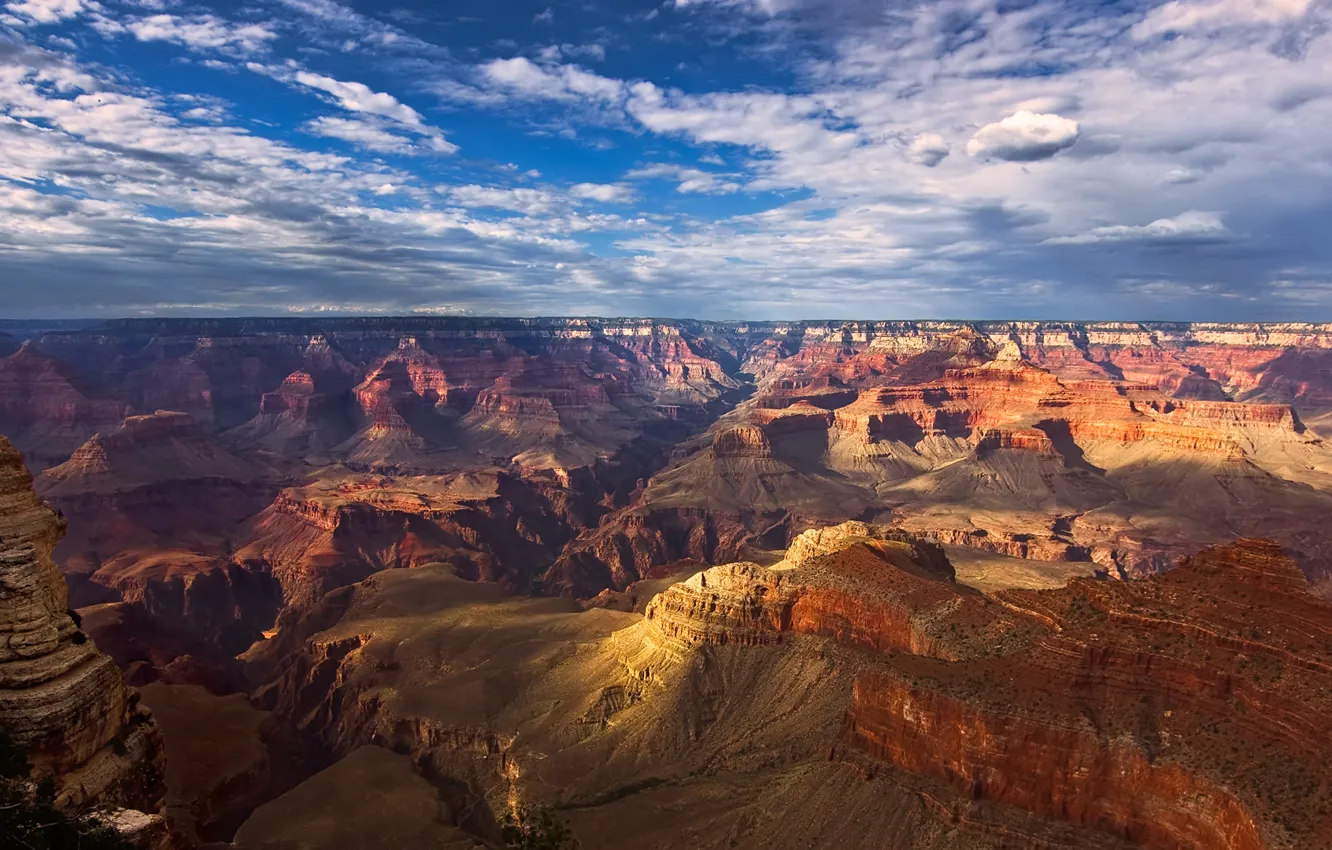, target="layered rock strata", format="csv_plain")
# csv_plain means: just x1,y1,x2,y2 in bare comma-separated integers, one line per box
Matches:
0,435,166,817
